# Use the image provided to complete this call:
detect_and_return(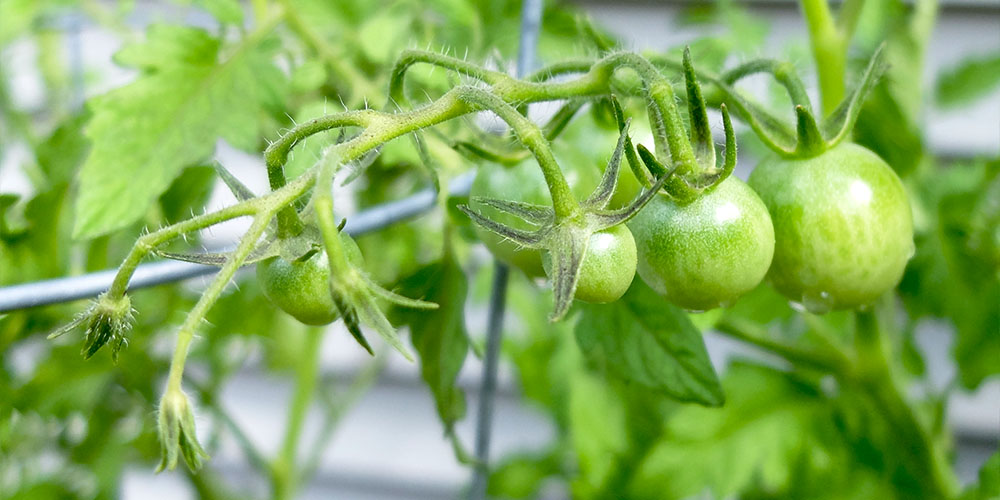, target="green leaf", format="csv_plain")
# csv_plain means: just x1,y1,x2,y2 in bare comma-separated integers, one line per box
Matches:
628,362,831,499
936,52,1000,109
568,369,629,493
35,111,91,186
574,279,723,406
196,0,244,25
158,165,216,224
900,161,1000,388
391,250,470,431
487,450,562,499
73,24,285,238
